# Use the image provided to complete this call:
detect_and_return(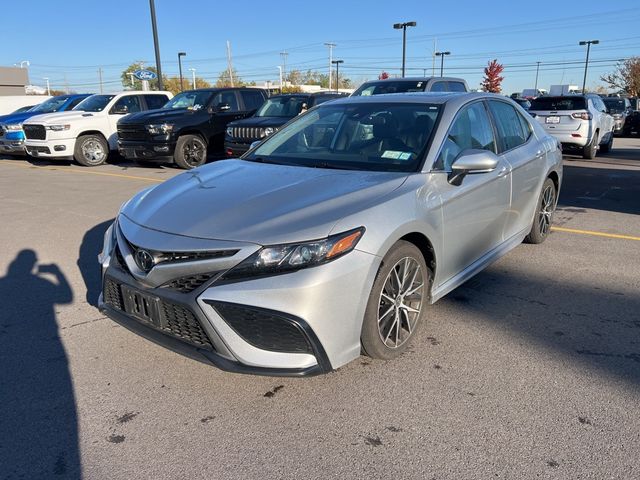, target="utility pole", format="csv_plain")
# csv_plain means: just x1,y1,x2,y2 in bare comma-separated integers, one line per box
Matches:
393,21,417,78
579,40,599,94
149,0,164,90
97,68,103,94
280,51,288,87
534,61,540,92
324,42,336,90
432,38,437,76
43,77,50,95
227,41,235,87
127,72,135,88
